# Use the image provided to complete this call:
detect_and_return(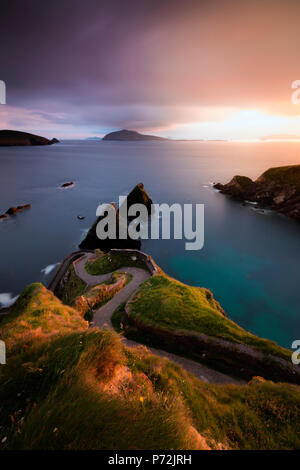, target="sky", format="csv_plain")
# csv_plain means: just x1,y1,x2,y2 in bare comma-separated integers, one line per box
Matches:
1,0,300,140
